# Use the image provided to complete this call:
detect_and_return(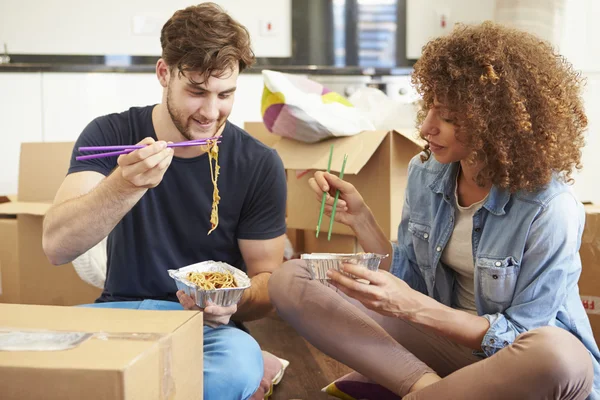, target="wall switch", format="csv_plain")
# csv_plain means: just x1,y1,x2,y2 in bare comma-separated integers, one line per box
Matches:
436,8,451,33
259,19,278,36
